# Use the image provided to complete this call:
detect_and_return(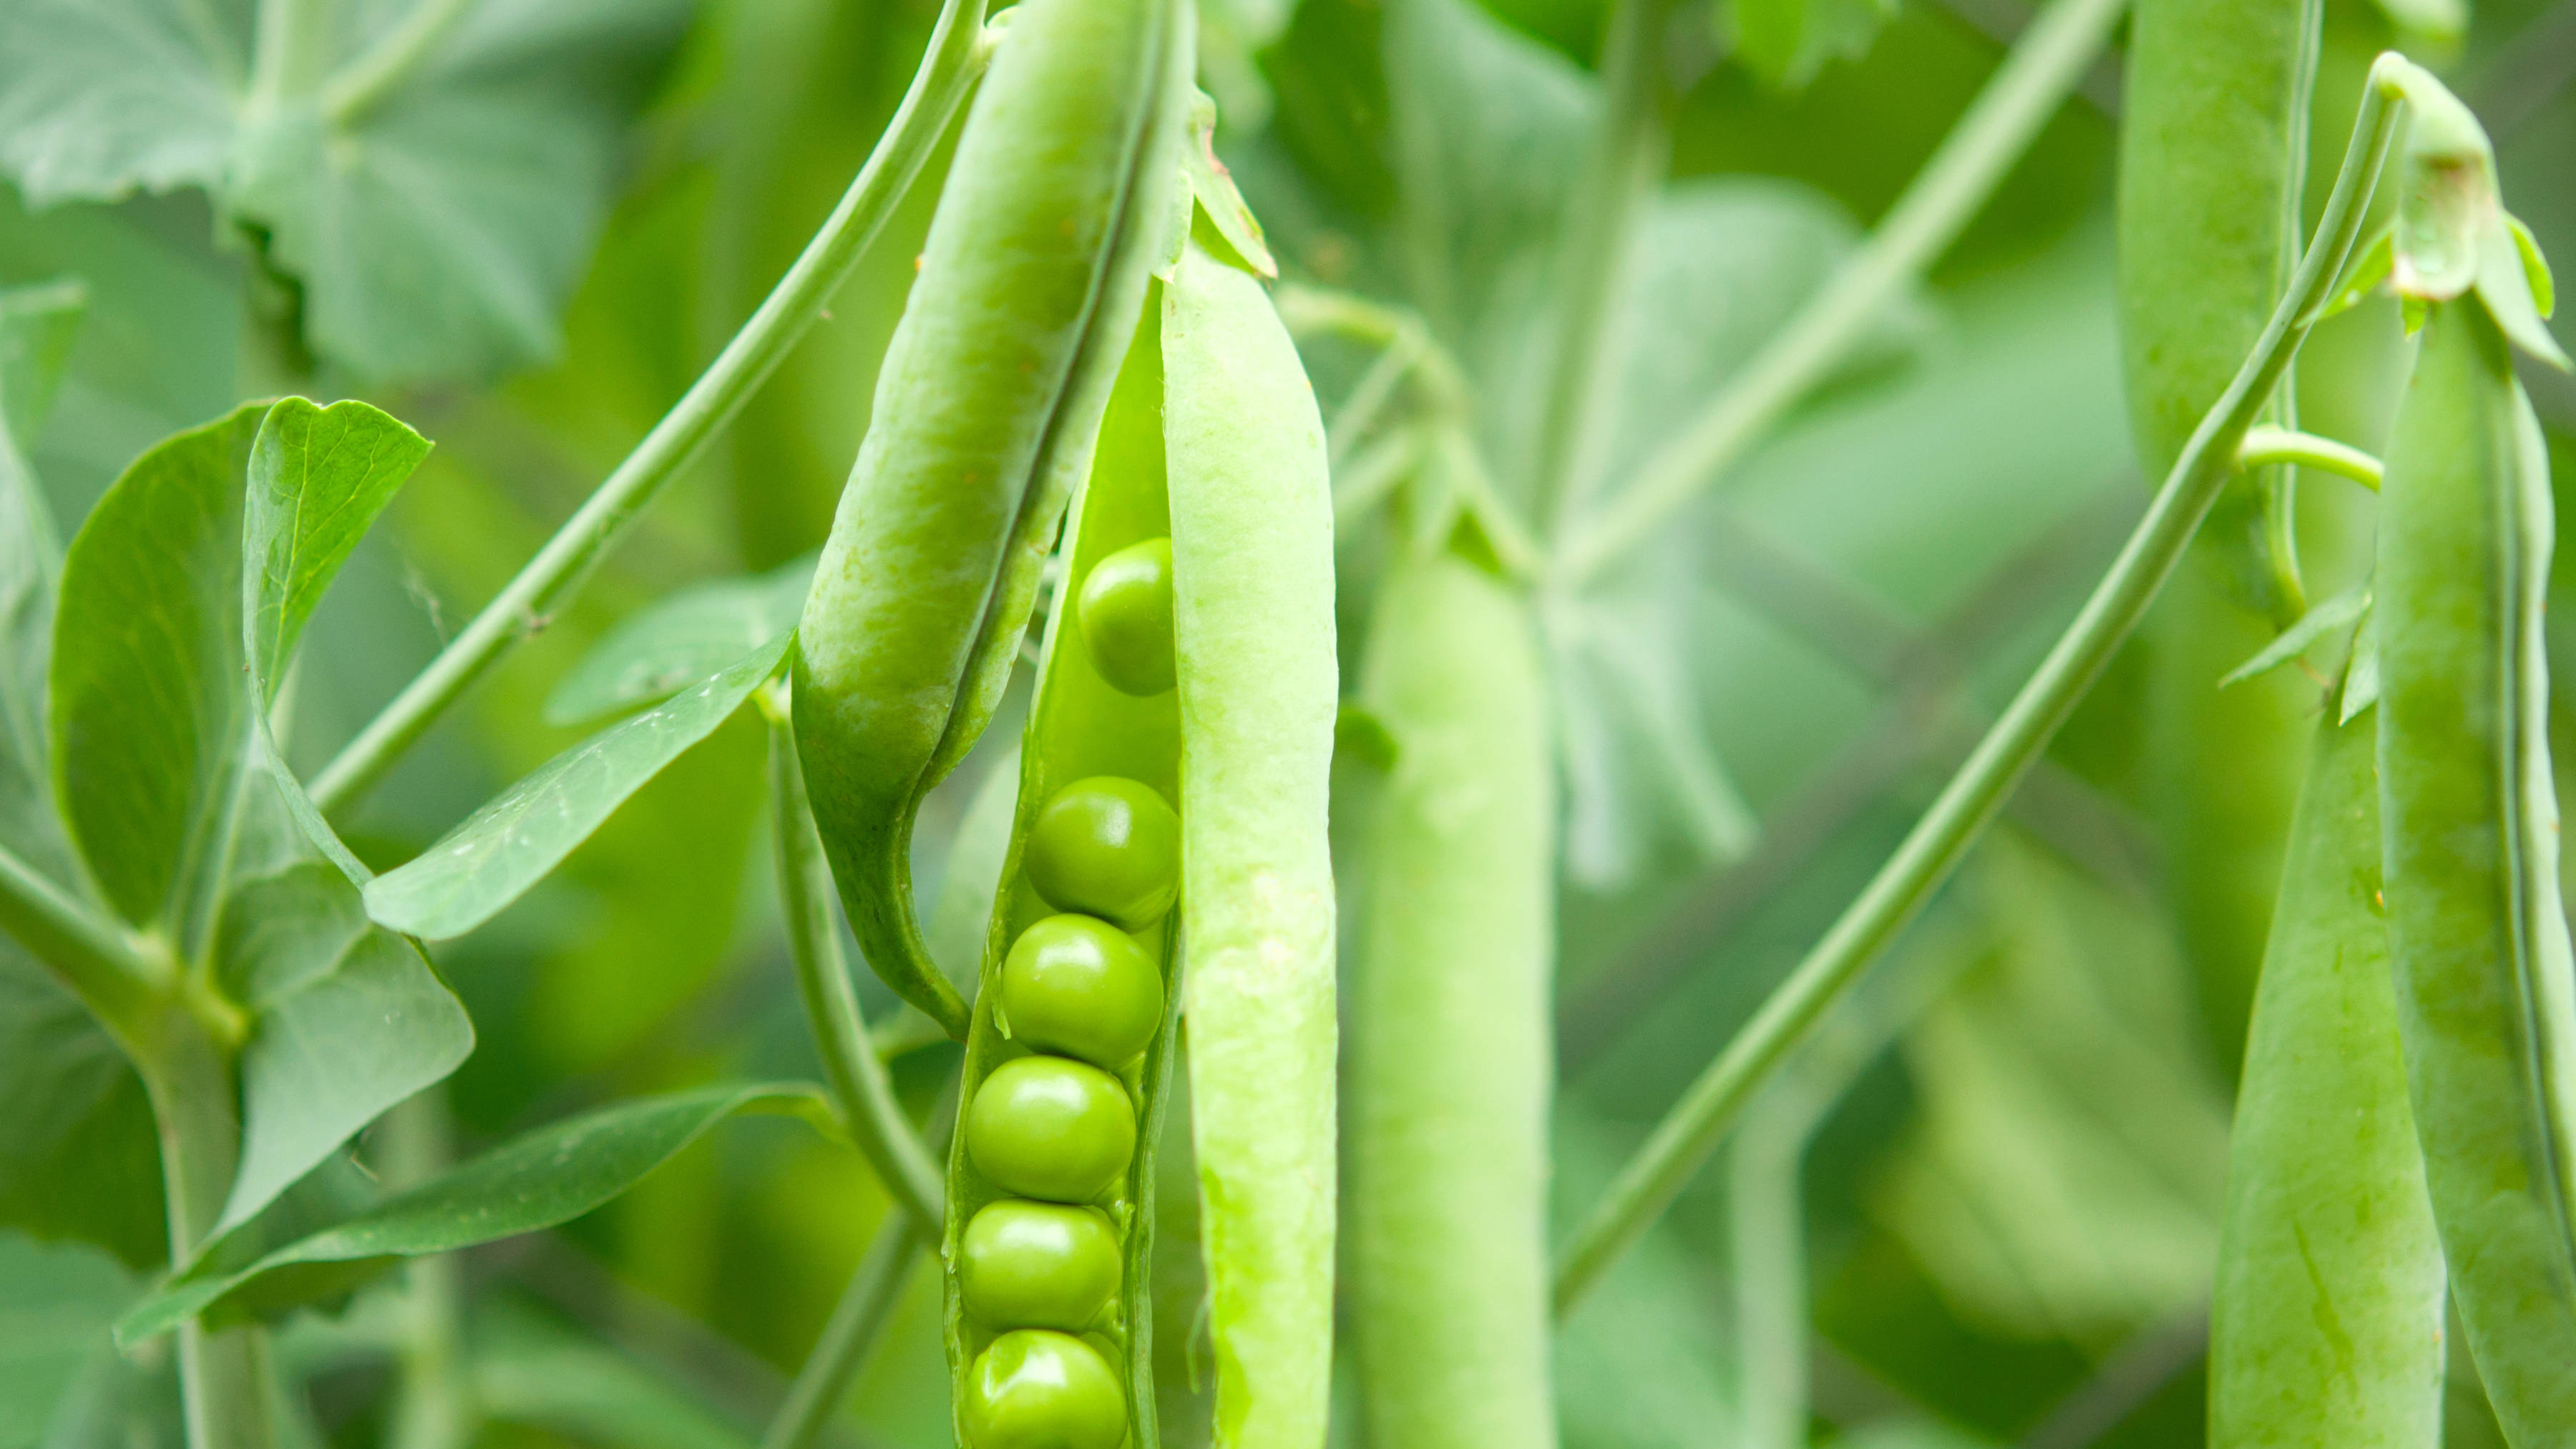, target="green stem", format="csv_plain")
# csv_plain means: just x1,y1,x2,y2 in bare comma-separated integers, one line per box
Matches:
1553,0,2127,587
758,1214,927,1449
382,1092,472,1449
248,0,332,110
140,1013,278,1449
1533,0,1674,535
2237,424,2383,489
321,0,482,126
764,704,946,1231
1548,57,2407,1317
306,0,994,816
0,839,160,1030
